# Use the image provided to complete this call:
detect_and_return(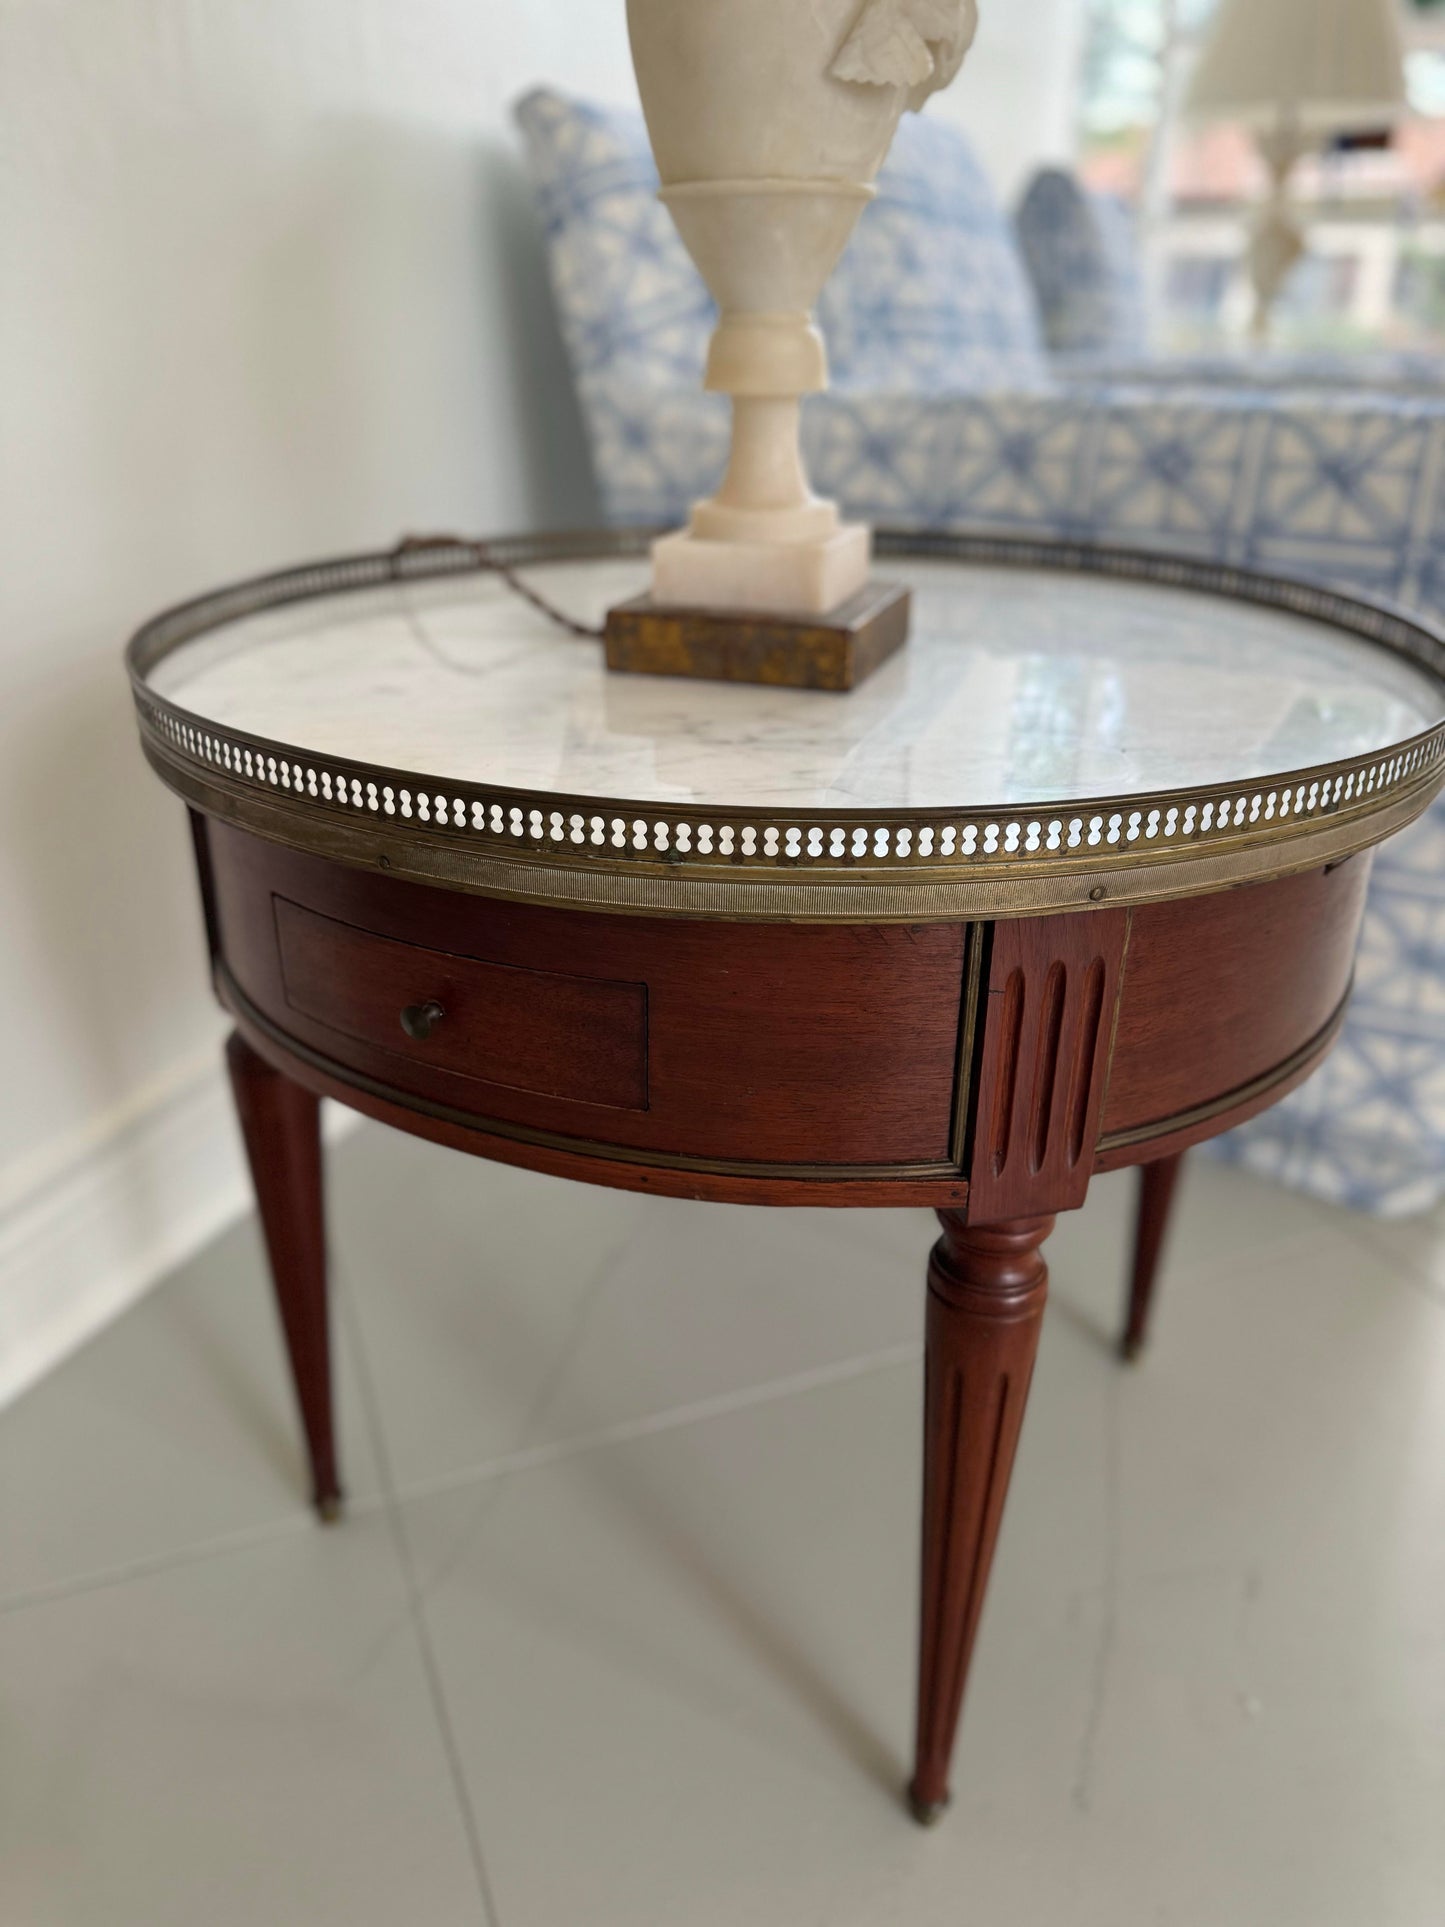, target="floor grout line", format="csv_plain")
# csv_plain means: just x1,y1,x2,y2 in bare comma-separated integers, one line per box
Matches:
386,1341,925,1513
336,1273,505,1927
1071,1360,1122,1816
1164,1218,1345,1291
1332,1213,1445,1313
0,1495,388,1621
0,1259,396,1621
0,1339,923,1624
7,1173,1419,1629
